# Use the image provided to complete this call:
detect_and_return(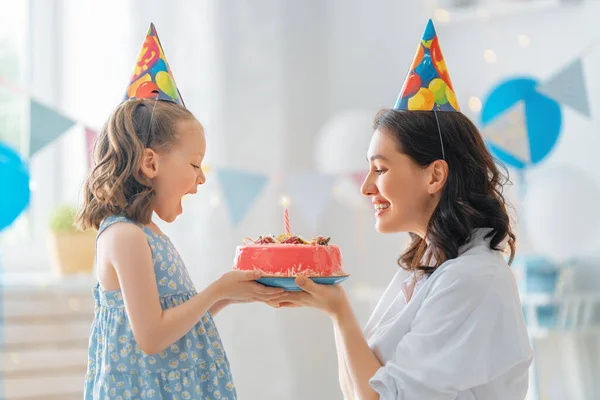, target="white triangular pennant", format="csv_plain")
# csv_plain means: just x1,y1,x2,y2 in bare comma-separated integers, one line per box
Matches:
483,100,530,164
283,172,335,233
